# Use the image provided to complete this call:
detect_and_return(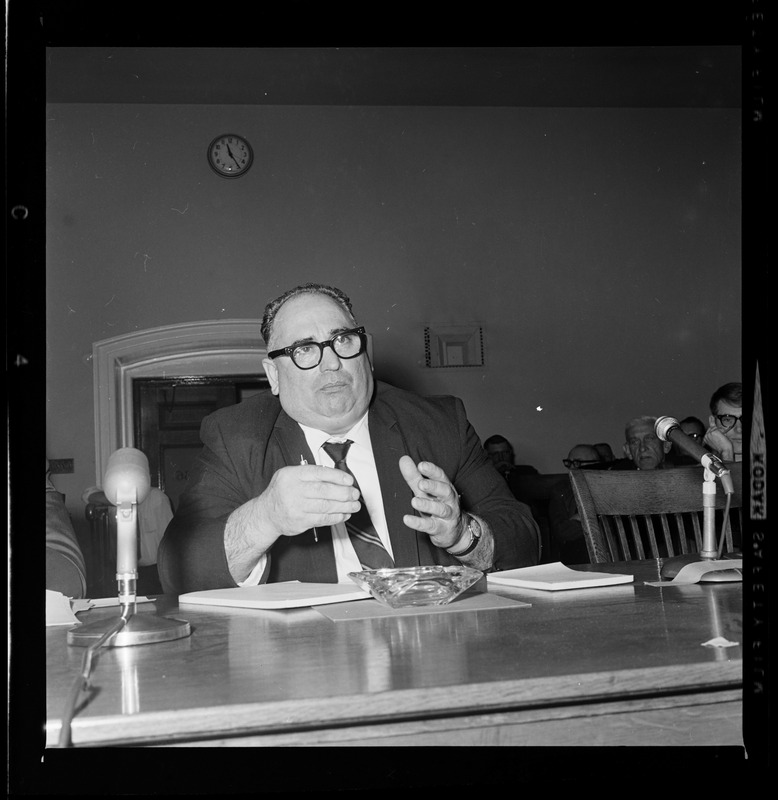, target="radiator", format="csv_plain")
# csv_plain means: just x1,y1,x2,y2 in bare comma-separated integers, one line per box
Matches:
84,503,163,597
84,503,118,598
